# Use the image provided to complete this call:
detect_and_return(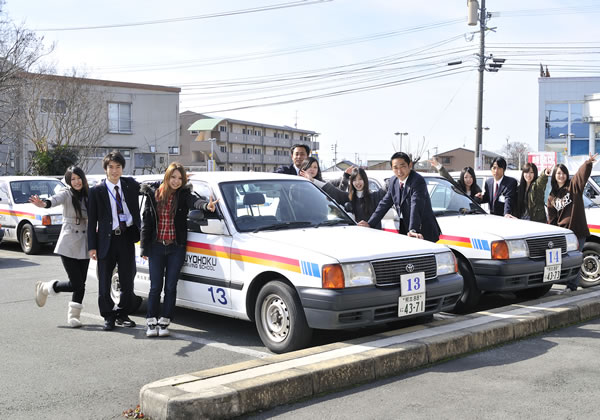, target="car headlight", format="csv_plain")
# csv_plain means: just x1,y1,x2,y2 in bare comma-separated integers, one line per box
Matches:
491,239,528,259
436,251,457,276
50,215,63,225
341,262,375,287
506,239,528,258
565,233,579,252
